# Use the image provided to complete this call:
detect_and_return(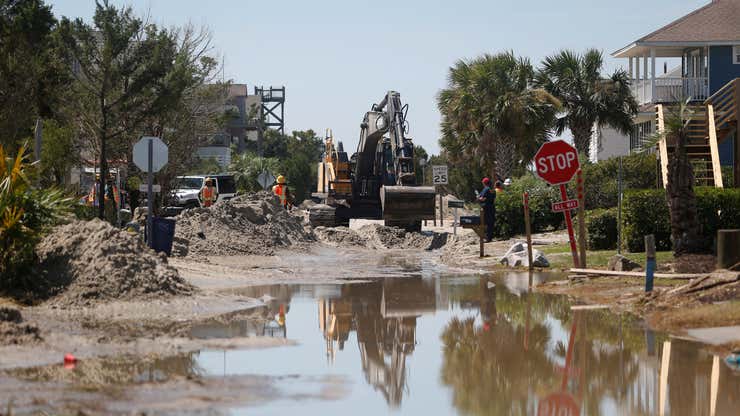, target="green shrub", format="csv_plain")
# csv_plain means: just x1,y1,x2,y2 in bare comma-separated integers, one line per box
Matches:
492,174,562,238
581,153,658,210
1,144,72,289
622,189,671,252
586,208,618,250
694,187,740,249
621,187,740,252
